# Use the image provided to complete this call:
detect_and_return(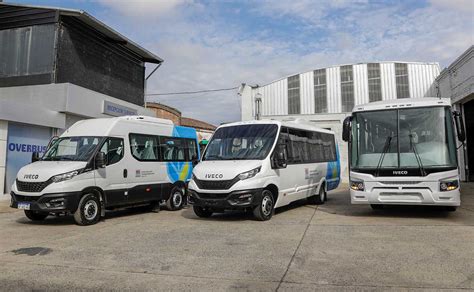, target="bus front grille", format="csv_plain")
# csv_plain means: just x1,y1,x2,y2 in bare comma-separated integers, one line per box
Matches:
16,179,52,193
194,177,239,190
